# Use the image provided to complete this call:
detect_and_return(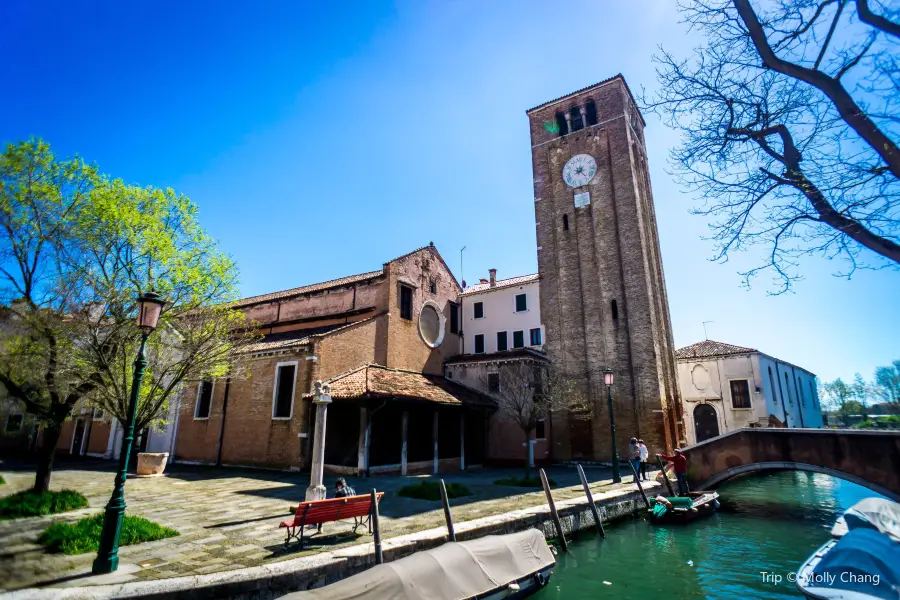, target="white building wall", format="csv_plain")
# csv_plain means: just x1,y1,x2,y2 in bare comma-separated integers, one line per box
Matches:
758,355,824,429
461,279,544,354
678,351,824,444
